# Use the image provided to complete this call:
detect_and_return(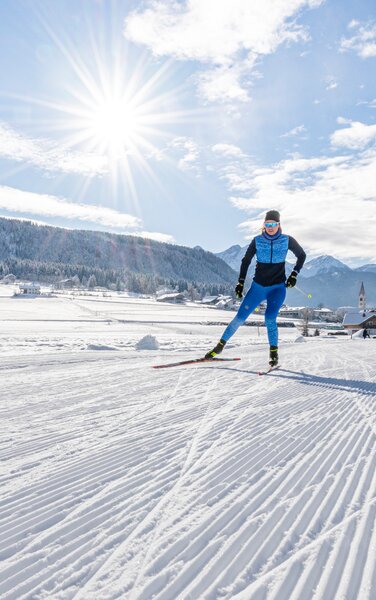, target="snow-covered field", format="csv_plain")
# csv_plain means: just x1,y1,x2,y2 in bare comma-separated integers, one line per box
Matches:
1,289,375,599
